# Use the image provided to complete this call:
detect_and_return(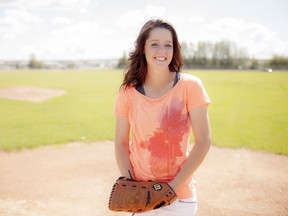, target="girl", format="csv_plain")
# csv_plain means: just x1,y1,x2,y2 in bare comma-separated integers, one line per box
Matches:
114,18,211,216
